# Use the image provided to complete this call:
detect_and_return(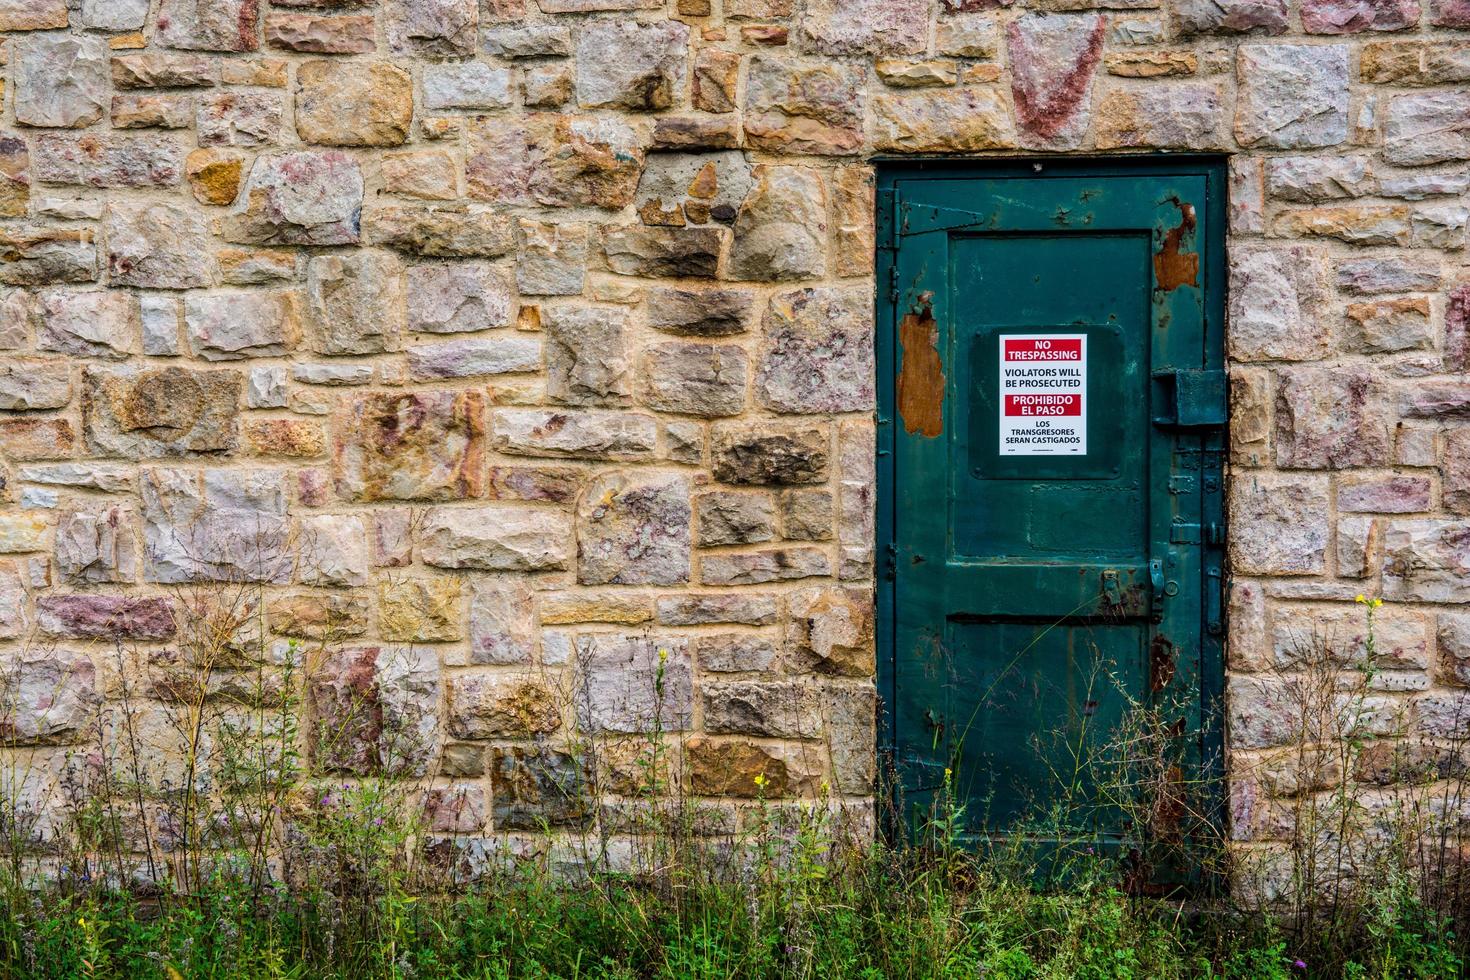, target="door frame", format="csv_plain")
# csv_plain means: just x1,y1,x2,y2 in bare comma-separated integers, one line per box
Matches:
873,156,1230,851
